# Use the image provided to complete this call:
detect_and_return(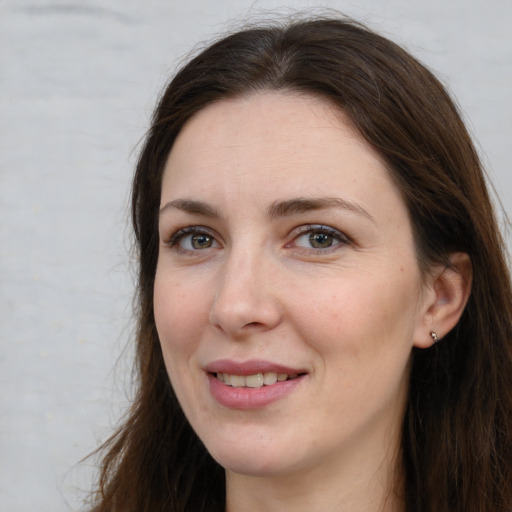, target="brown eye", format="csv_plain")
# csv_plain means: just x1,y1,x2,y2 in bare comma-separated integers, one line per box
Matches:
309,232,333,248
191,233,214,249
